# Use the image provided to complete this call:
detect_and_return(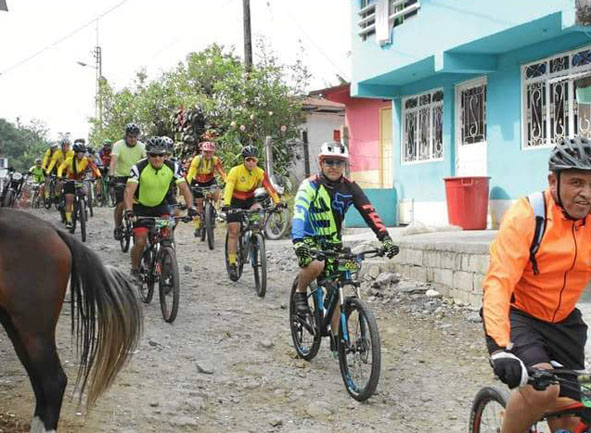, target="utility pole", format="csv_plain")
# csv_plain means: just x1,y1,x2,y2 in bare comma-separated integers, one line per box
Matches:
264,136,274,179
302,130,310,177
243,0,253,71
94,45,103,130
